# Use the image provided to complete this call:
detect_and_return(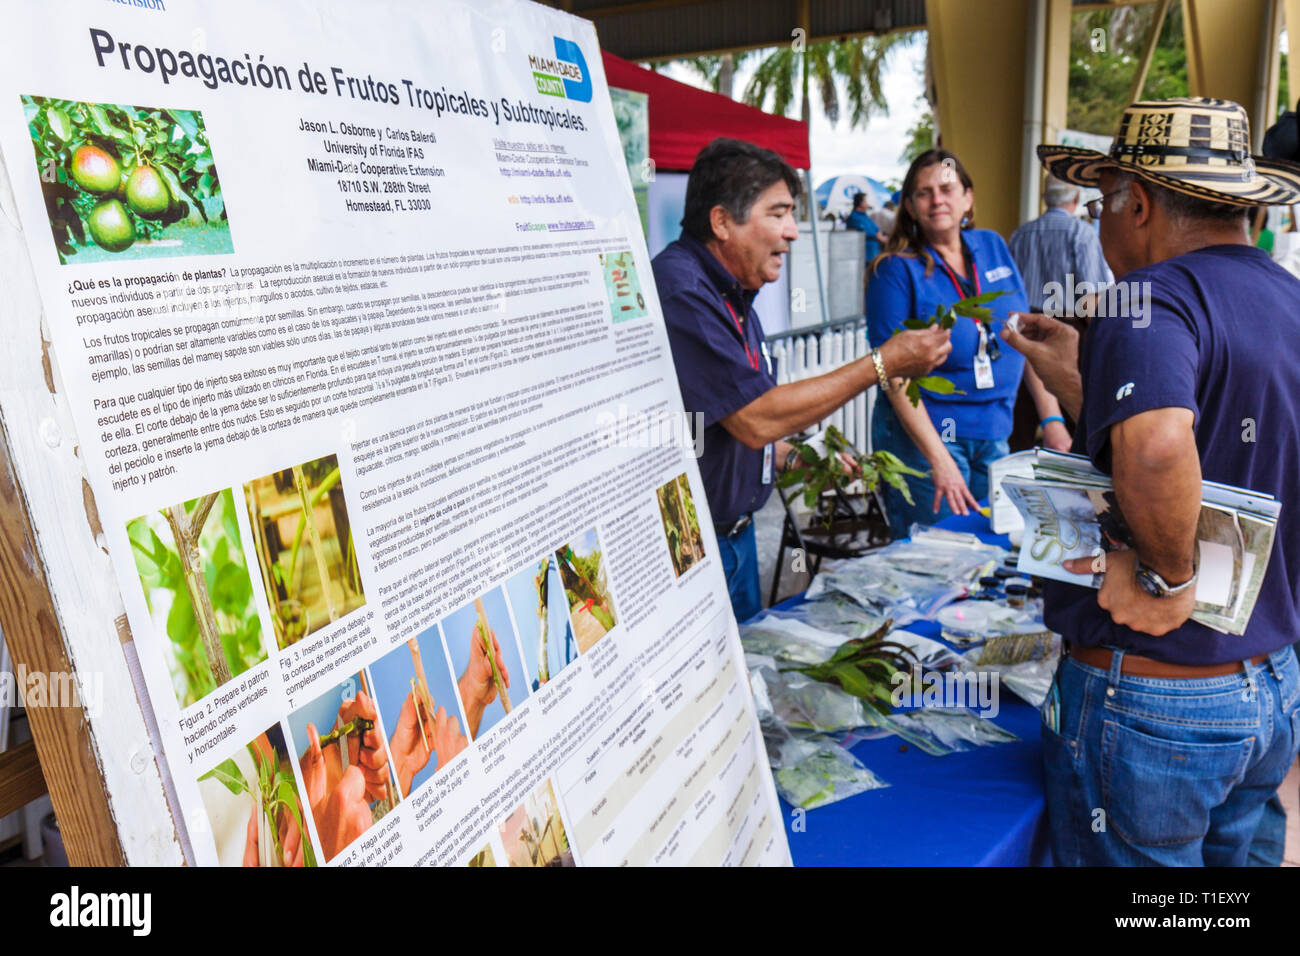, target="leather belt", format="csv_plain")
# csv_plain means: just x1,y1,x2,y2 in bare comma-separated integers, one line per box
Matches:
1068,644,1269,678
714,514,752,538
